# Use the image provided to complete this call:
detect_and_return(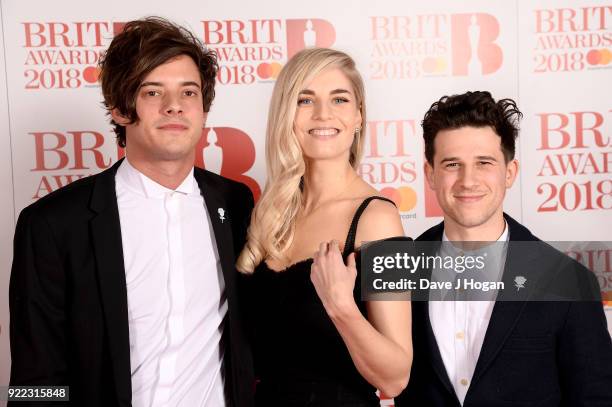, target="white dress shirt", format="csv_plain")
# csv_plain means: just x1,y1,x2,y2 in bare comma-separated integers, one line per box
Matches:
115,159,227,407
429,222,509,405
